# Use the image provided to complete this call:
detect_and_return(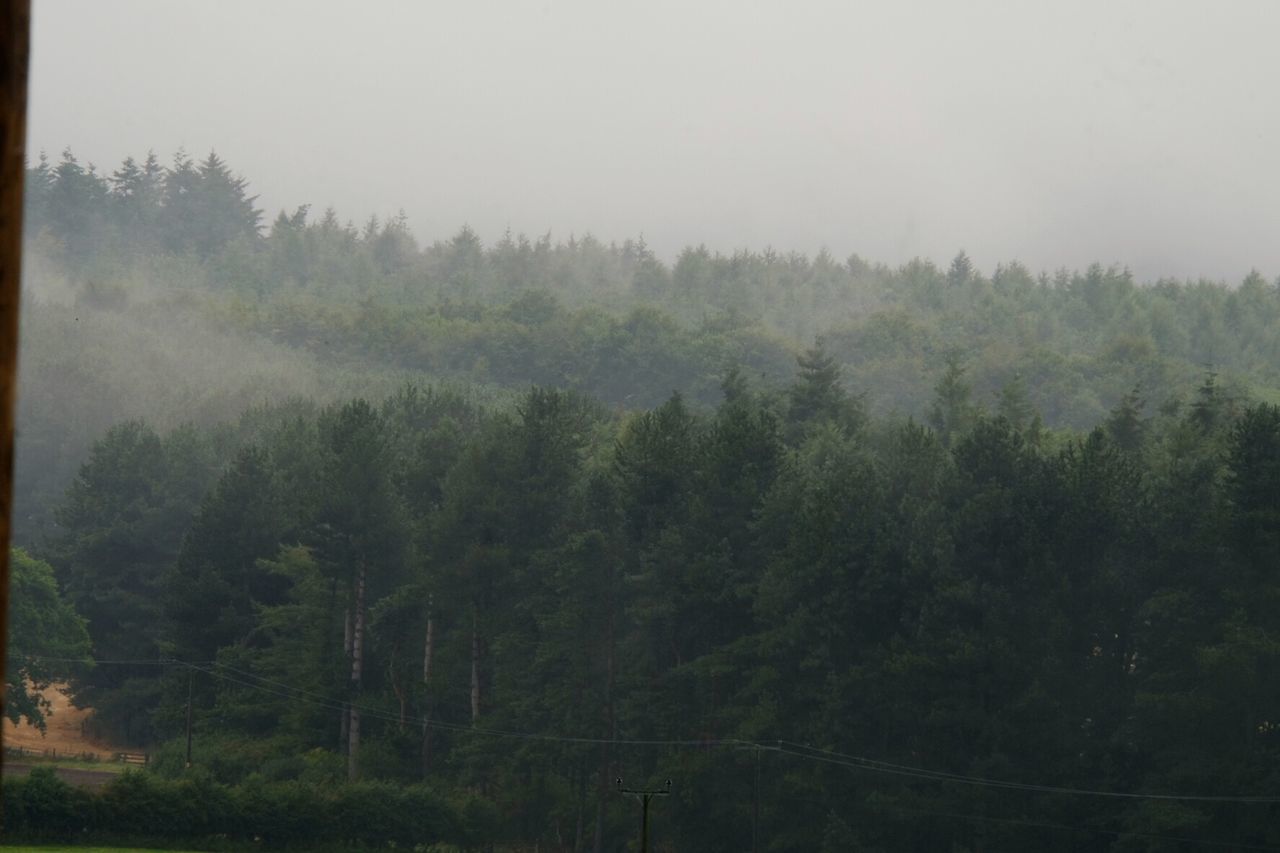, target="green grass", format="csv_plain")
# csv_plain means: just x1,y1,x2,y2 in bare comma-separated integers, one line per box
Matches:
1,848,202,852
